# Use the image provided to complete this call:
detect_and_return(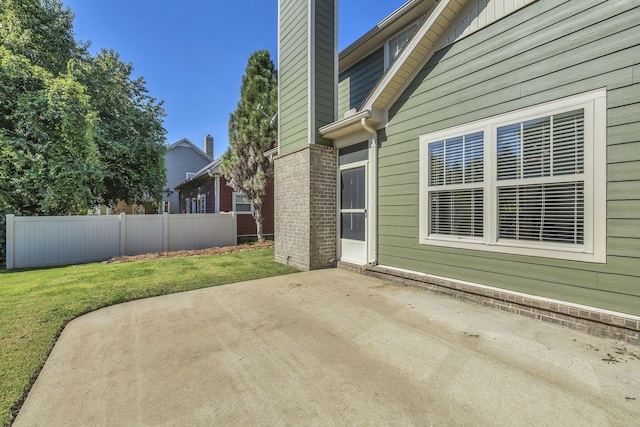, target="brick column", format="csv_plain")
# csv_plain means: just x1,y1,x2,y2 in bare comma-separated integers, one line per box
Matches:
274,145,337,270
